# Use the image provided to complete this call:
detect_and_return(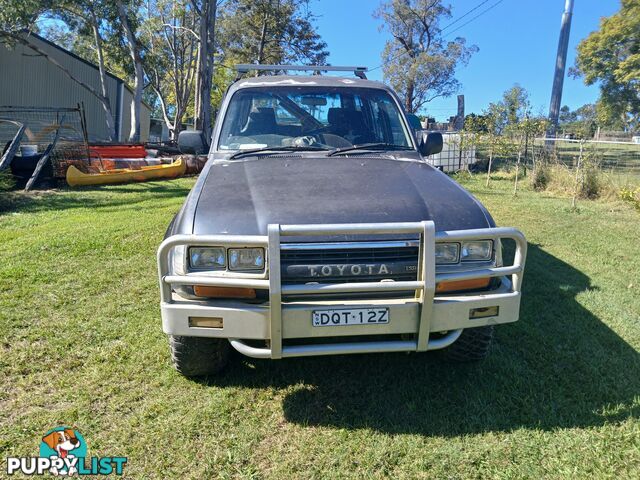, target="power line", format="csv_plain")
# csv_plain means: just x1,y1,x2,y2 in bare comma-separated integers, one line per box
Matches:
370,0,505,73
440,0,490,33
443,0,505,38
